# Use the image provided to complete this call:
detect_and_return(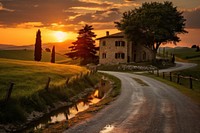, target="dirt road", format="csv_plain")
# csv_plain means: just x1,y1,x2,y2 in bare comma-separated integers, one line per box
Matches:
64,63,200,133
